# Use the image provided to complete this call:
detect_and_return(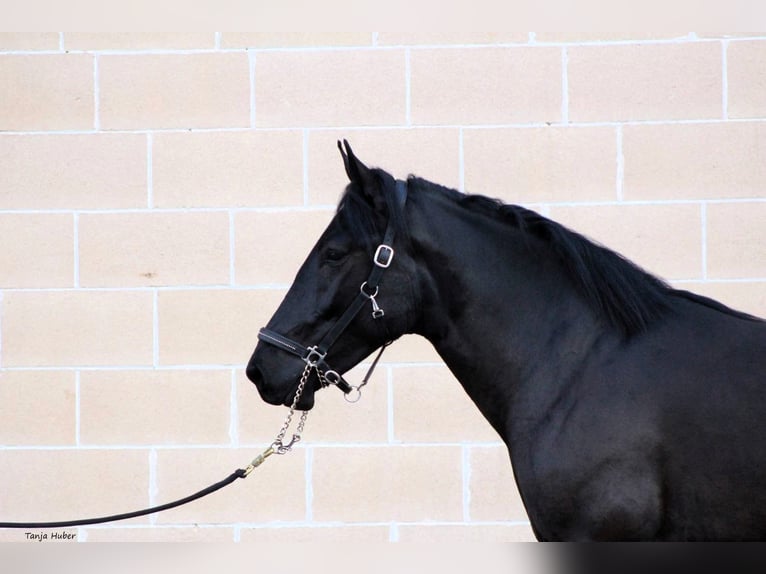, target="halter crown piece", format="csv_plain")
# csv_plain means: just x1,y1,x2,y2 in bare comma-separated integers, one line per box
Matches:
257,179,408,400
